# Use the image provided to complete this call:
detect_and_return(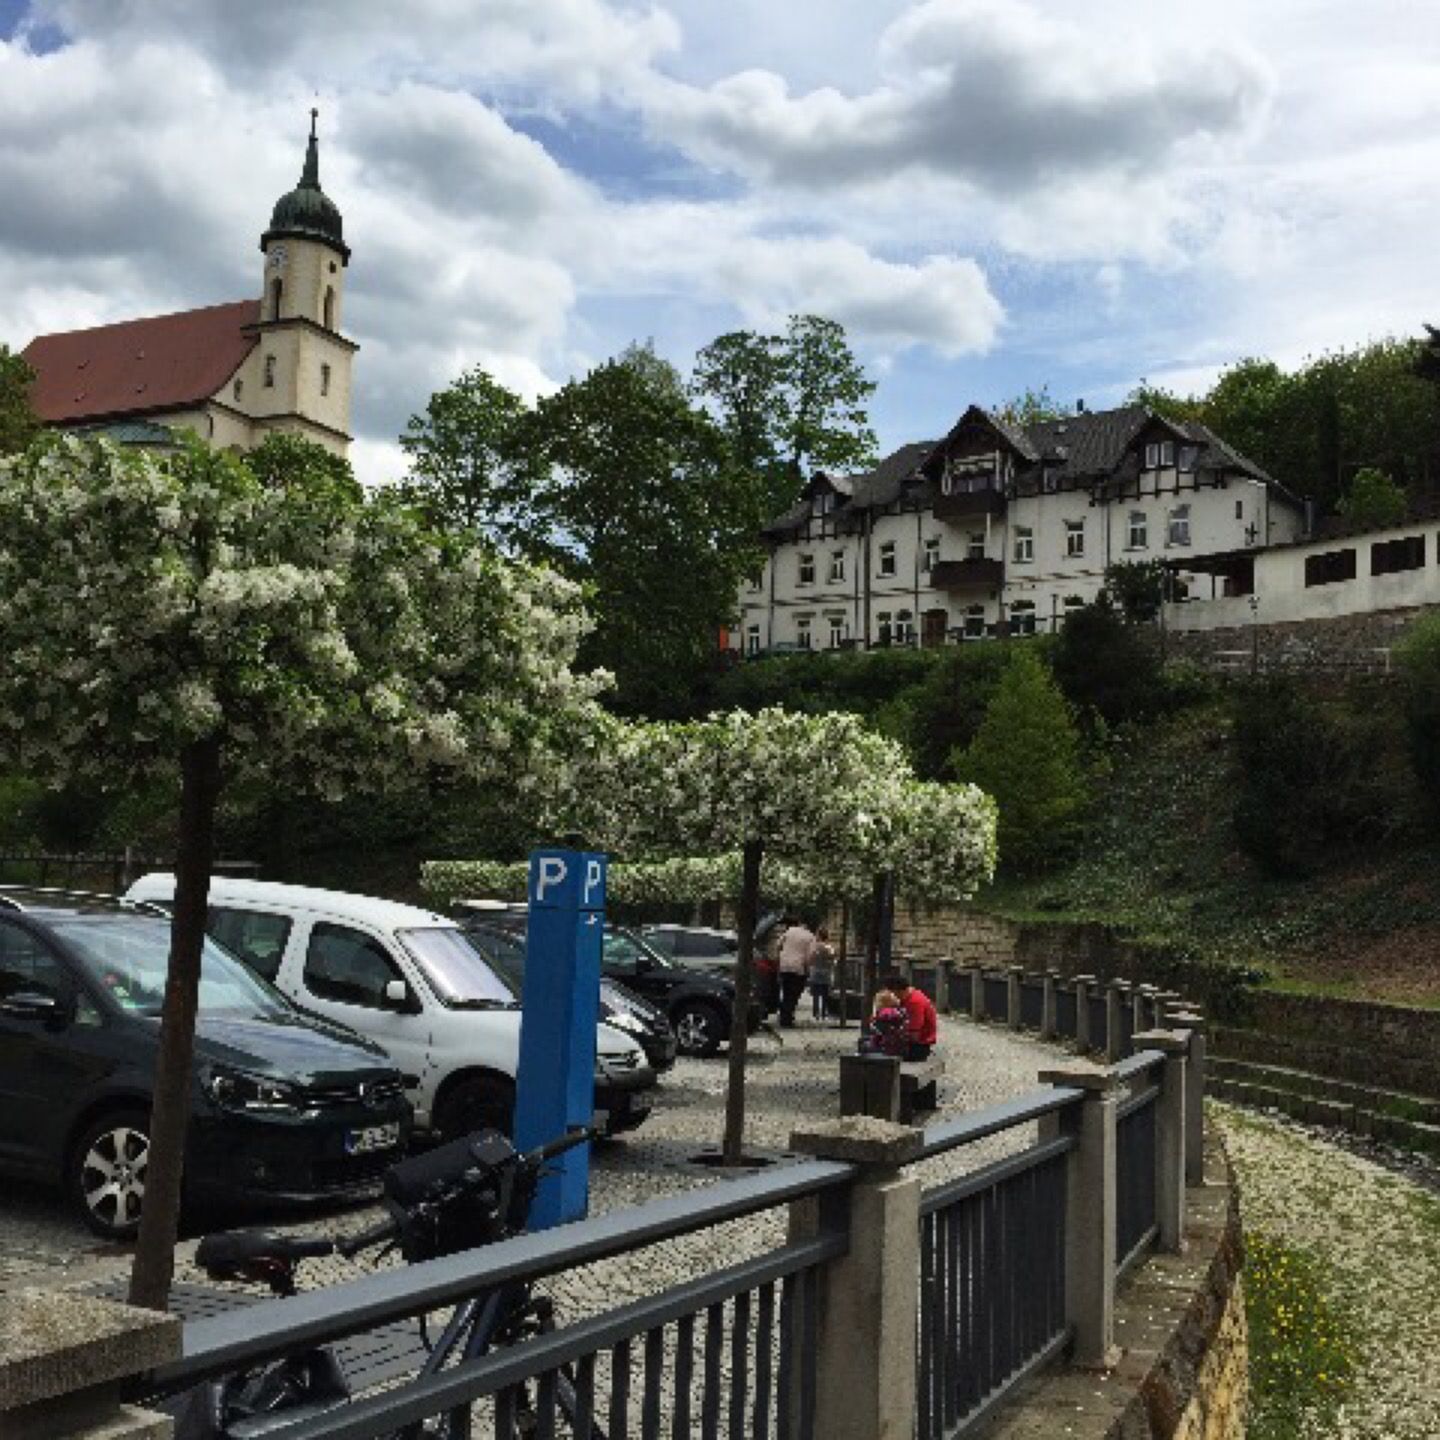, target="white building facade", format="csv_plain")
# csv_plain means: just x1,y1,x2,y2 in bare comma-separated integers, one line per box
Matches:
734,403,1306,654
